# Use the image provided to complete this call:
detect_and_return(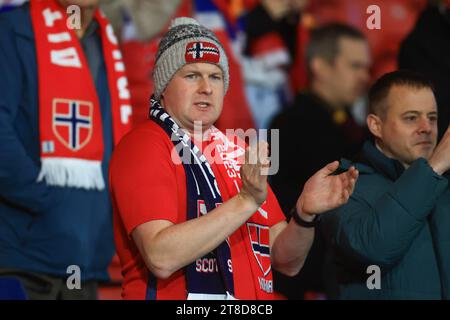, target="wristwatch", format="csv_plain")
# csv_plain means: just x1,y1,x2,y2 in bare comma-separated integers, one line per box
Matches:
290,207,320,228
